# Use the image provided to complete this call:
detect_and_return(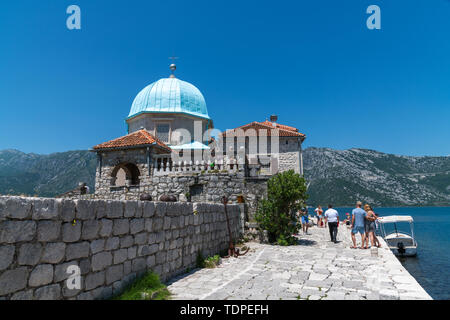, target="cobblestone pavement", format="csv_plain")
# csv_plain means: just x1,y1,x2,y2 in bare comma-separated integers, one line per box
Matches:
167,224,432,300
